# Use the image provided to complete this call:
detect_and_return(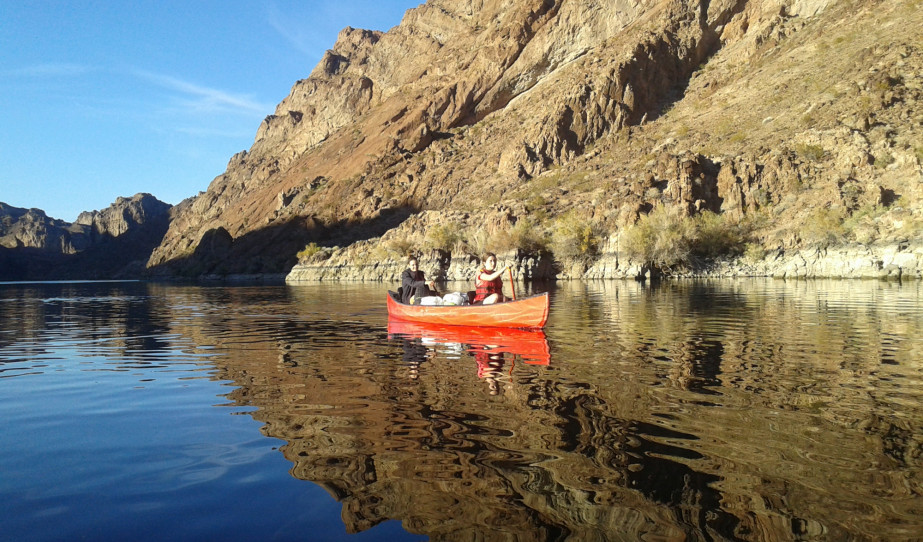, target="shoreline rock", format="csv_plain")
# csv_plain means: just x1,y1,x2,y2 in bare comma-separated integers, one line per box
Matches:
285,242,923,283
